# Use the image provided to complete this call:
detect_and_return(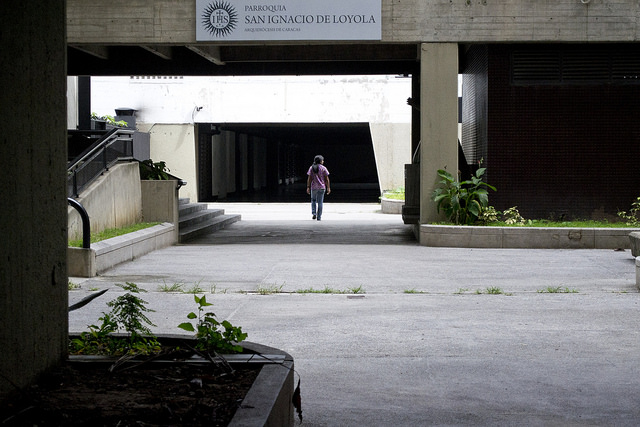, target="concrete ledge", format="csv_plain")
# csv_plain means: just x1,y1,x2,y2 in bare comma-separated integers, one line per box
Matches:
380,197,404,214
420,224,639,249
636,257,640,290
629,232,640,257
229,341,295,427
68,222,176,277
